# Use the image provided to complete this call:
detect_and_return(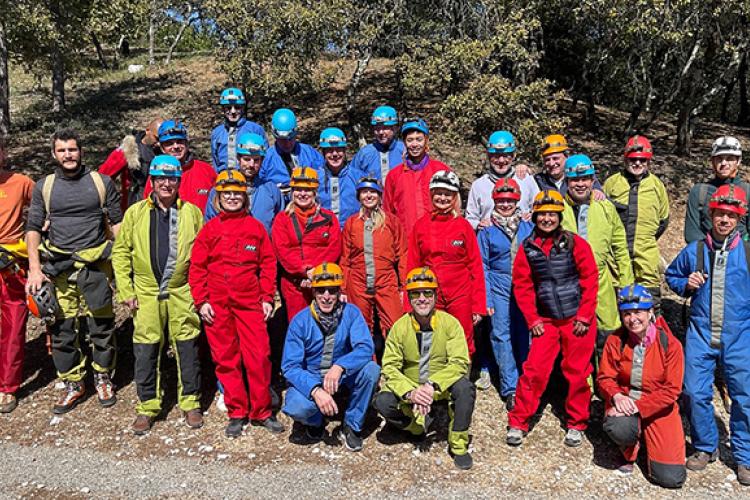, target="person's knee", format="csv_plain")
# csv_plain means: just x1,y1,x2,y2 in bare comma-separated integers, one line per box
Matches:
358,361,381,385
373,391,400,417
649,461,686,489
603,415,639,448
450,377,476,402
283,388,318,419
